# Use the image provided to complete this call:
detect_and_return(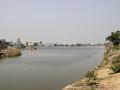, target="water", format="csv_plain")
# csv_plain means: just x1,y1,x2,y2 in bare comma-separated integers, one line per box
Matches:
0,46,104,90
